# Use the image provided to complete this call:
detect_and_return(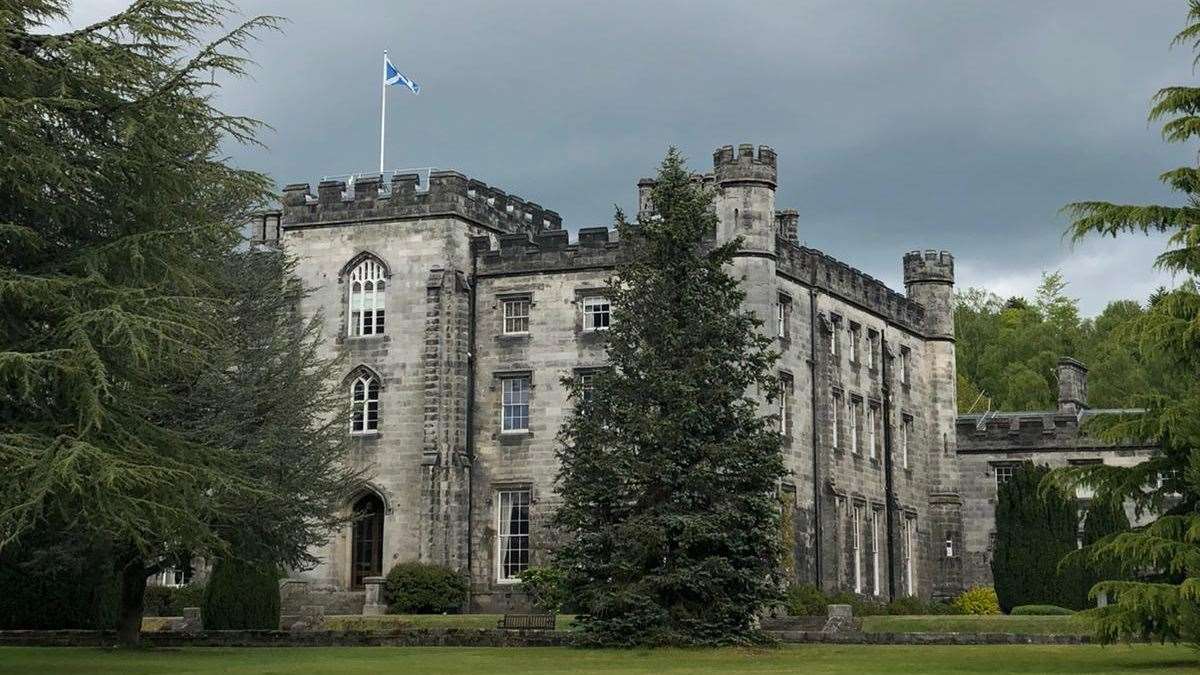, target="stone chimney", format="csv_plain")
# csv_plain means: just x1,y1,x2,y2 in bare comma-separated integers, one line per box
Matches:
1056,357,1088,414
